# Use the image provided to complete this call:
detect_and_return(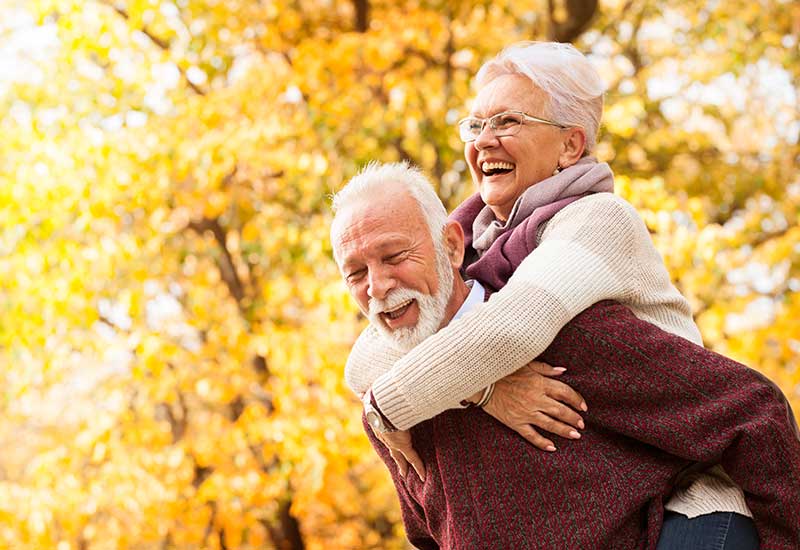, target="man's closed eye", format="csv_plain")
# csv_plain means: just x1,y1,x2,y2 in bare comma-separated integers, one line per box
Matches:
346,269,367,283
385,251,407,264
